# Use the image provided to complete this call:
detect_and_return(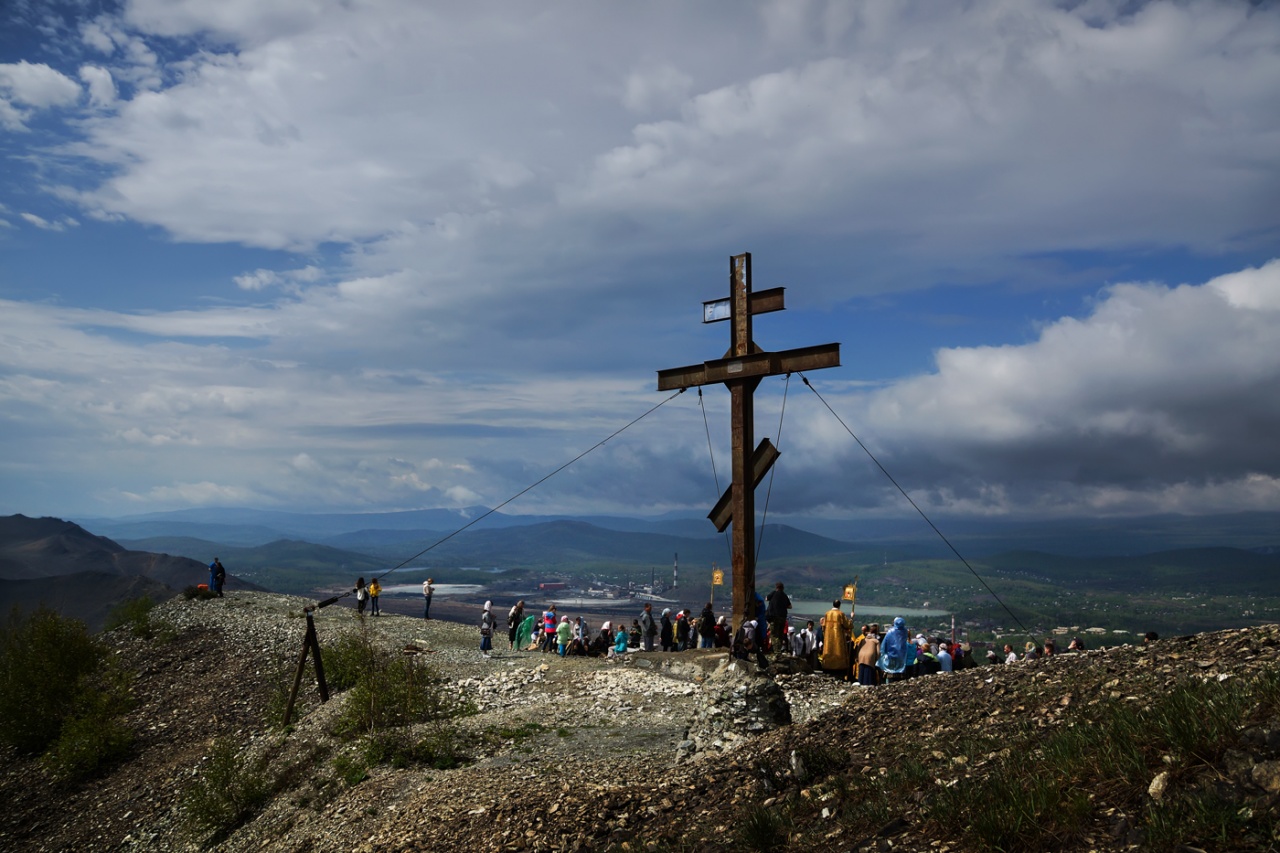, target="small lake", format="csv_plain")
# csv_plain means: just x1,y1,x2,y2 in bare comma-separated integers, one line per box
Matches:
386,566,505,574
787,599,949,620
380,583,484,596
